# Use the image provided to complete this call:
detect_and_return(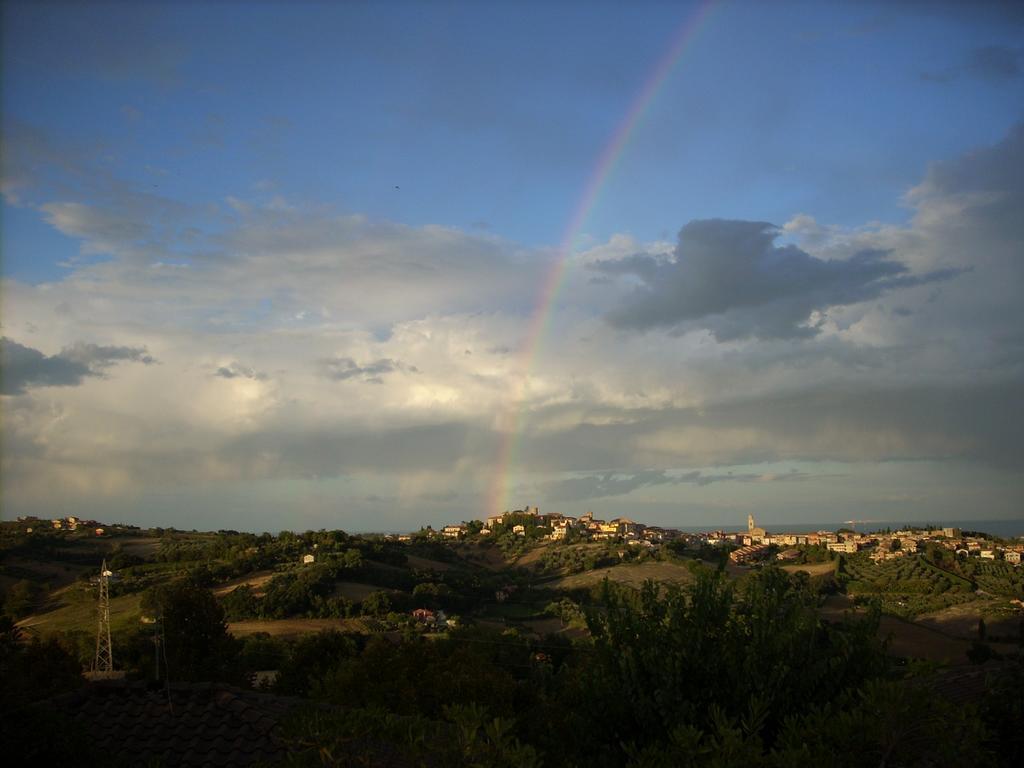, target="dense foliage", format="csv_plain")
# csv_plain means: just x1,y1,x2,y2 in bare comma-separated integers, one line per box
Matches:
270,568,1022,766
